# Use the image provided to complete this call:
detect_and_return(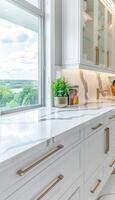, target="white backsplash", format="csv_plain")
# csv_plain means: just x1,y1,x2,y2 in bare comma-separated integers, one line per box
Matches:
56,68,115,104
